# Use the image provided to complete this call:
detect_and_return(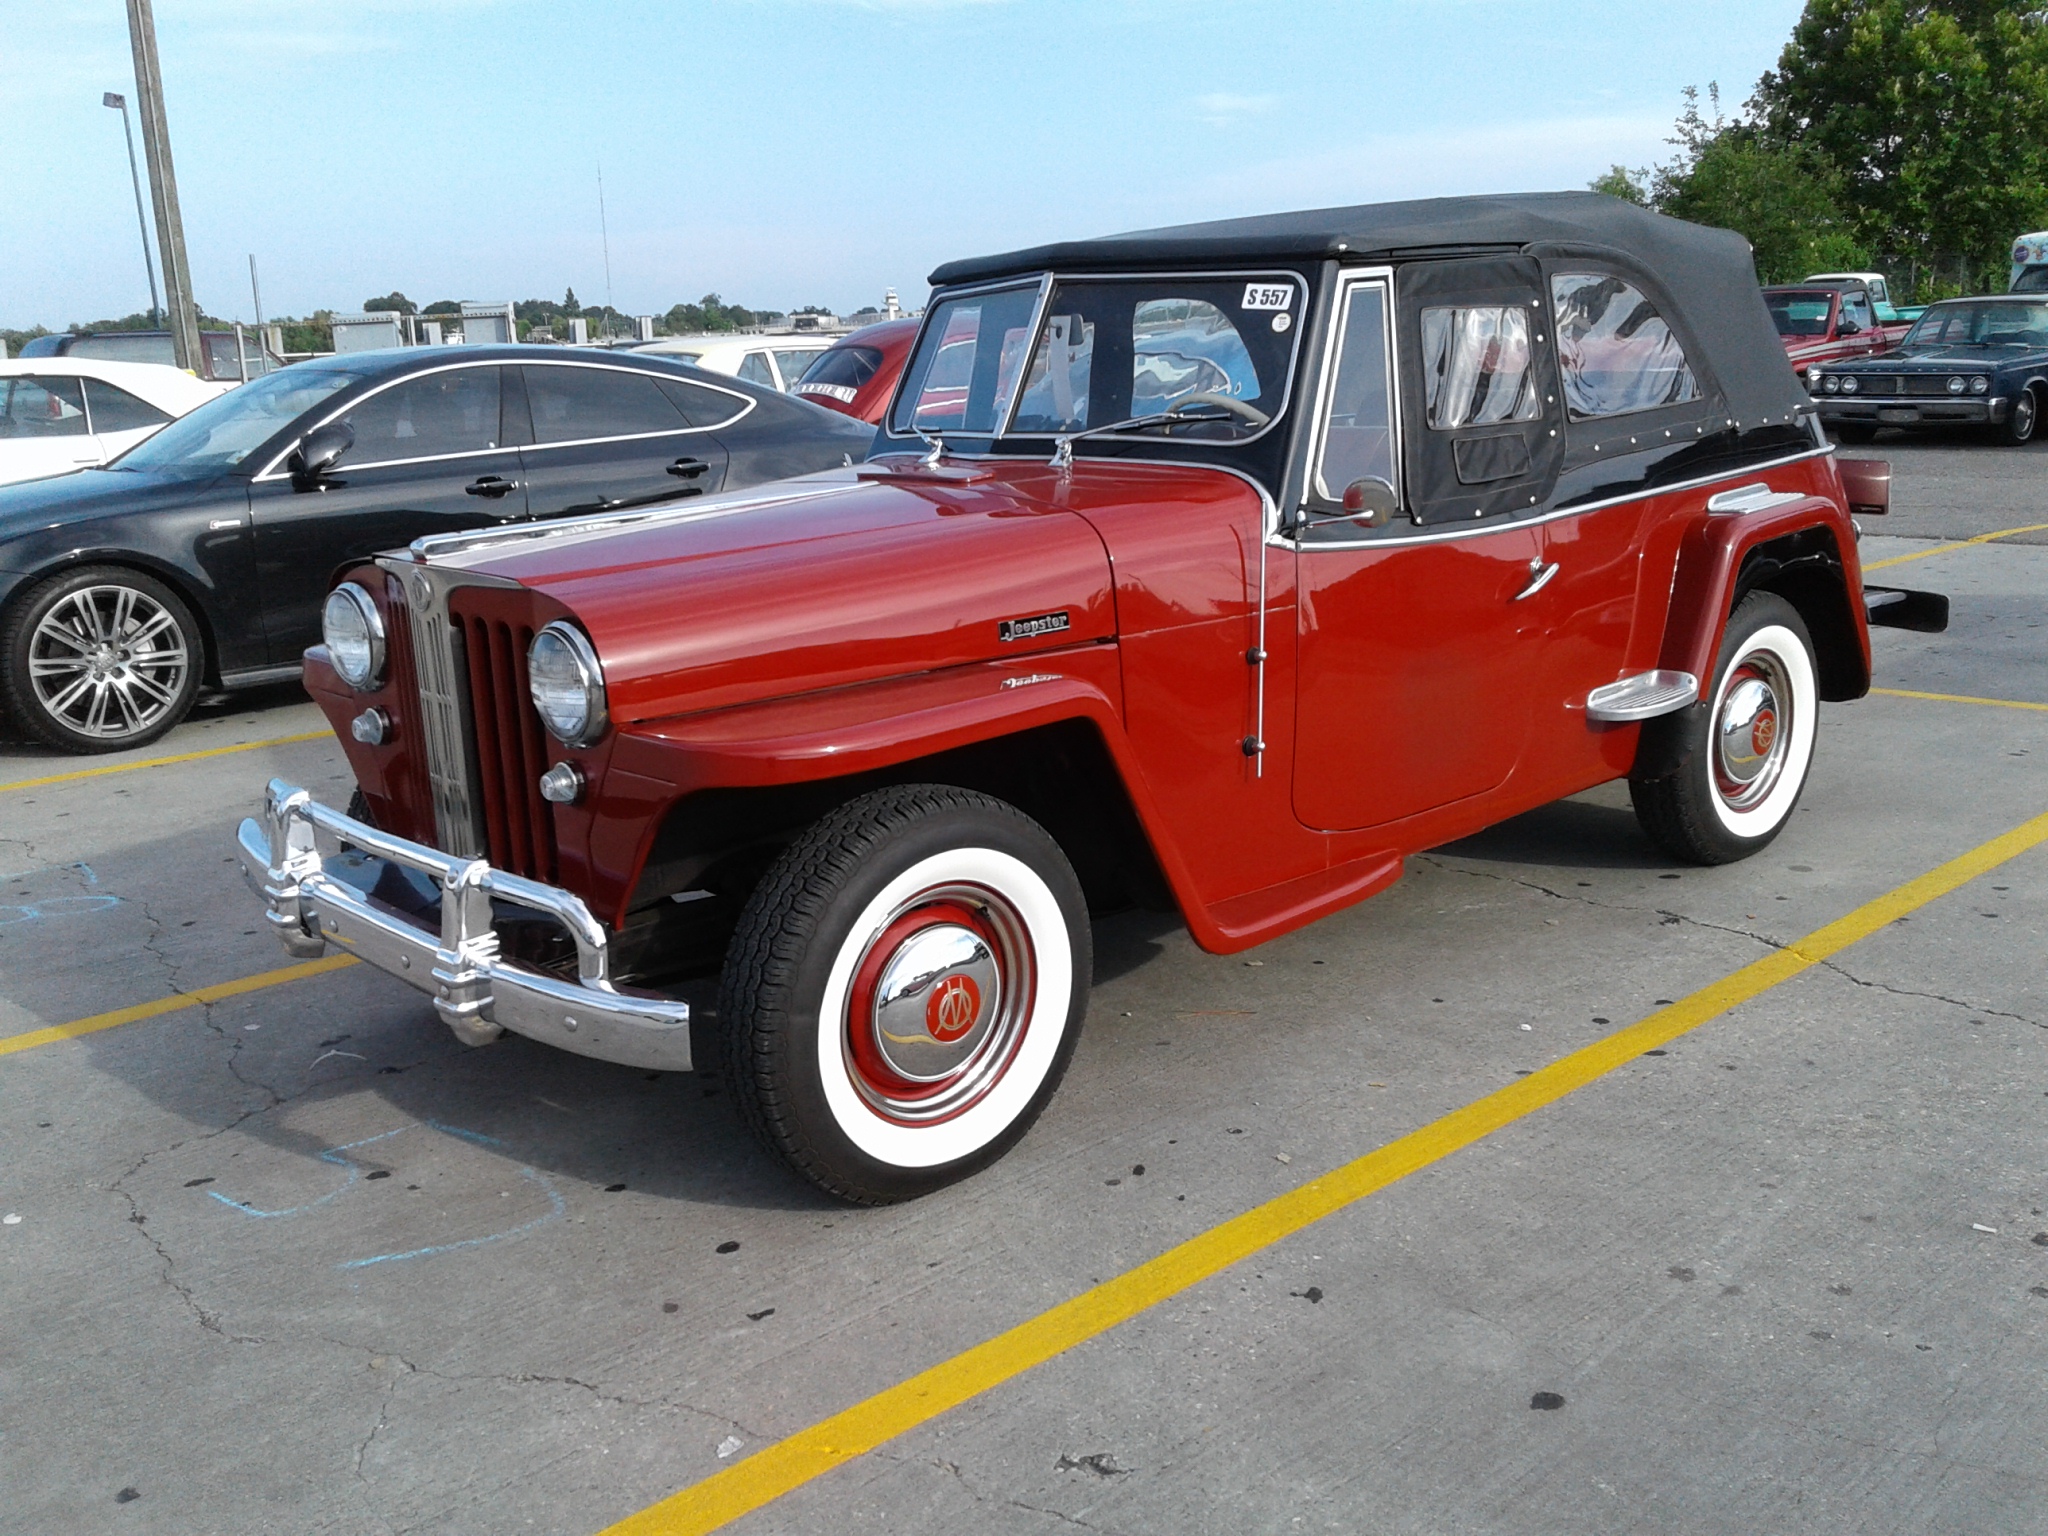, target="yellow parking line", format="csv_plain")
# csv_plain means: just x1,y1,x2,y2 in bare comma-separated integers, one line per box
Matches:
1864,520,2048,570
0,730,331,793
0,955,357,1059
603,805,2048,1536
1872,687,2048,712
